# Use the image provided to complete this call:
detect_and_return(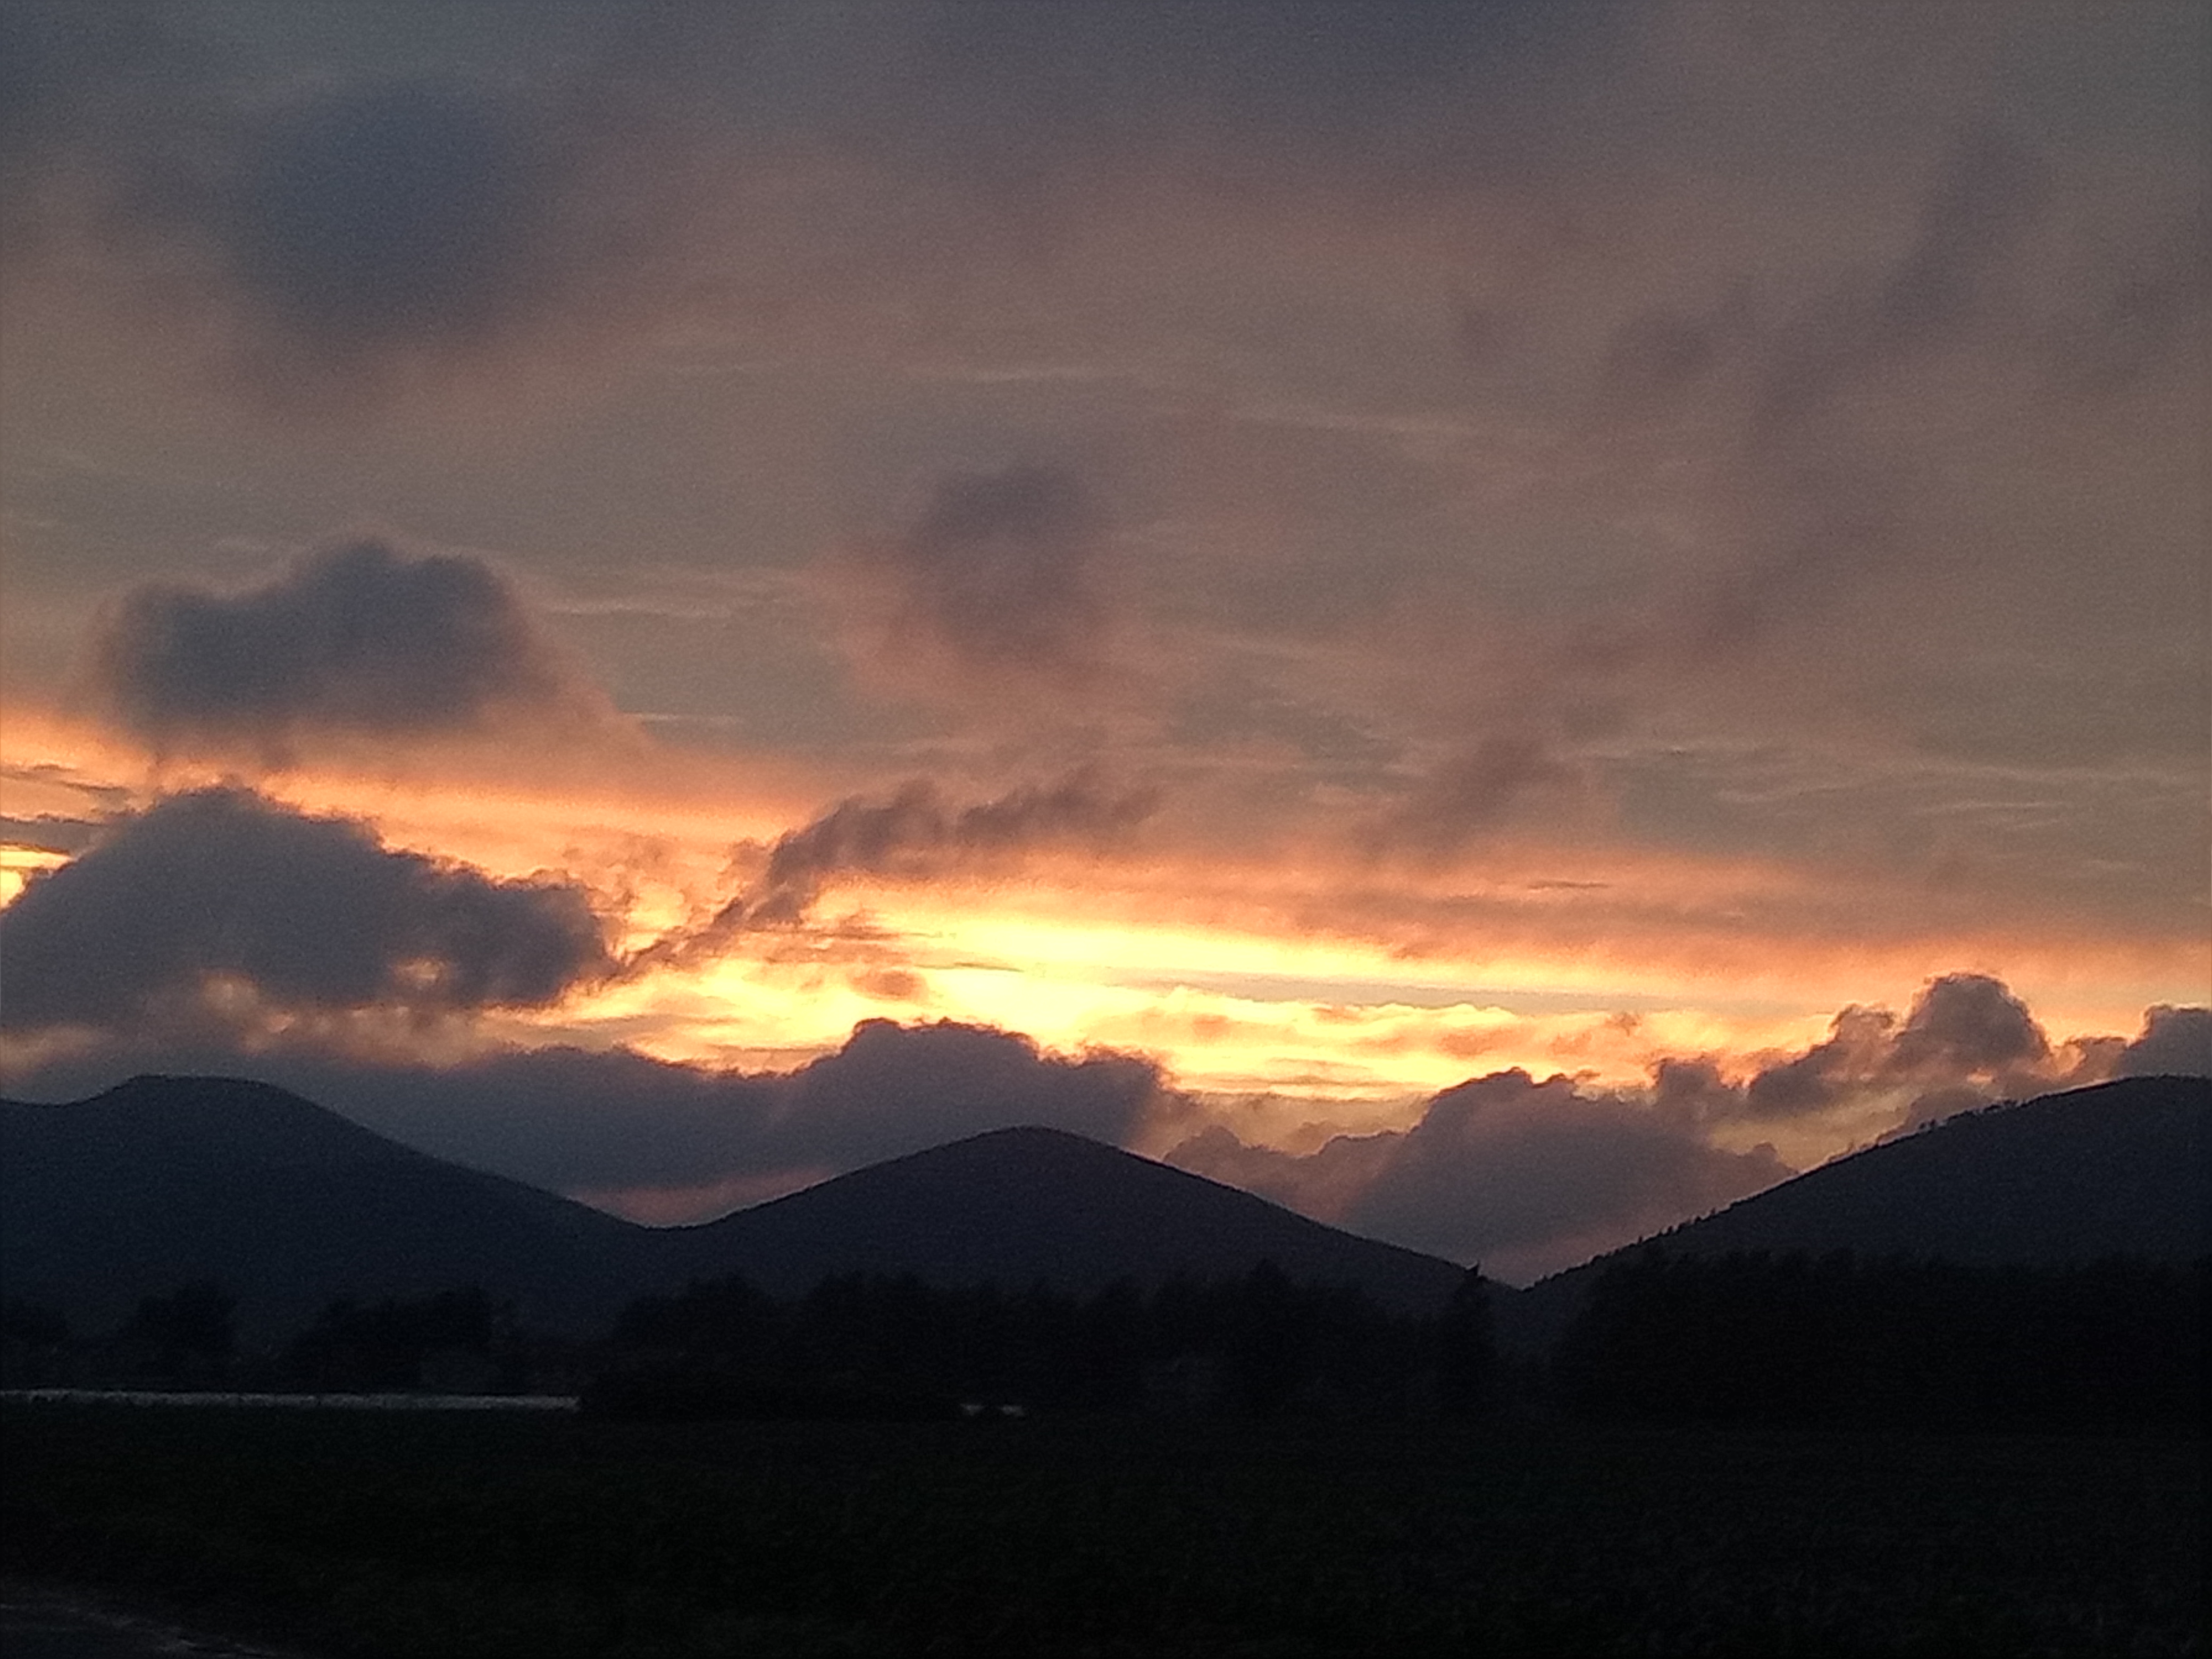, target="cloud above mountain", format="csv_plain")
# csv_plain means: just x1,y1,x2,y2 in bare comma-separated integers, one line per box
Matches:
0,1016,1172,1211
0,785,613,1035
1162,974,2197,1281
2119,1006,2212,1081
